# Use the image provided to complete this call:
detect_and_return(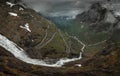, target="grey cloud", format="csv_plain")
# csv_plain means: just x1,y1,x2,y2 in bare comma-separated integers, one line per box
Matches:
21,0,120,17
